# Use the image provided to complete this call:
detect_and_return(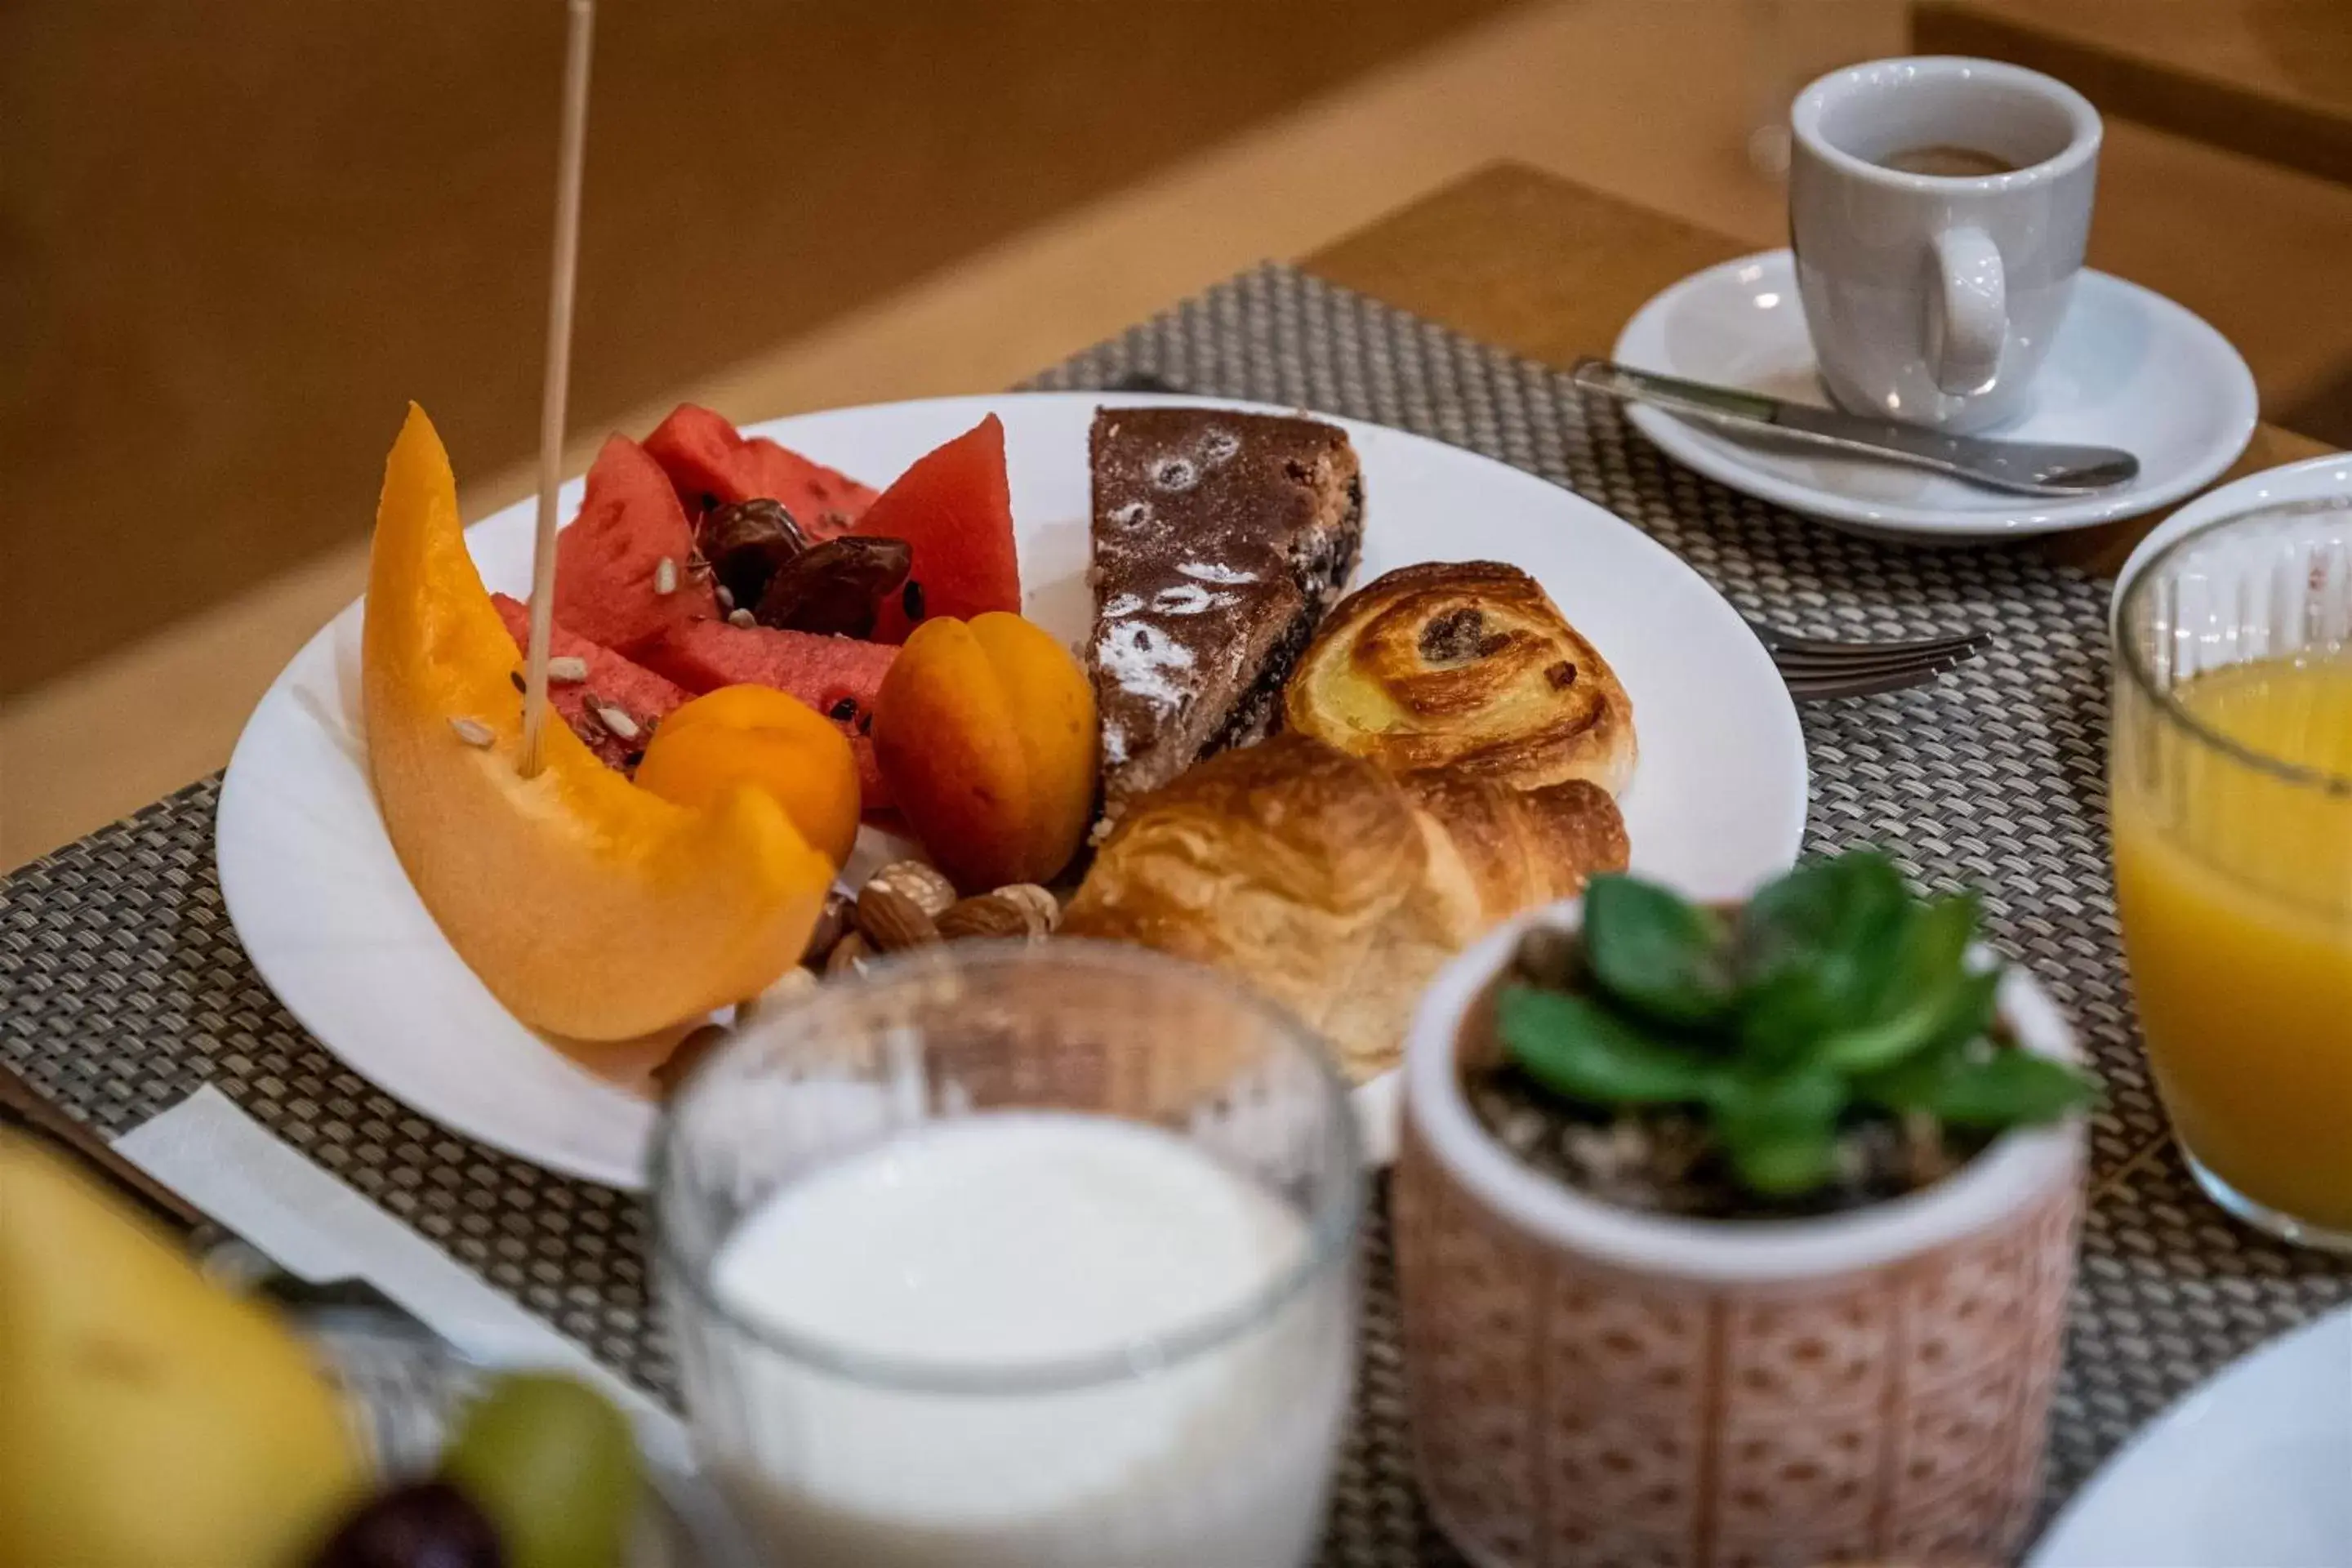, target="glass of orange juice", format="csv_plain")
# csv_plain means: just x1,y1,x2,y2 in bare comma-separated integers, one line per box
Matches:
2111,497,2352,1249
